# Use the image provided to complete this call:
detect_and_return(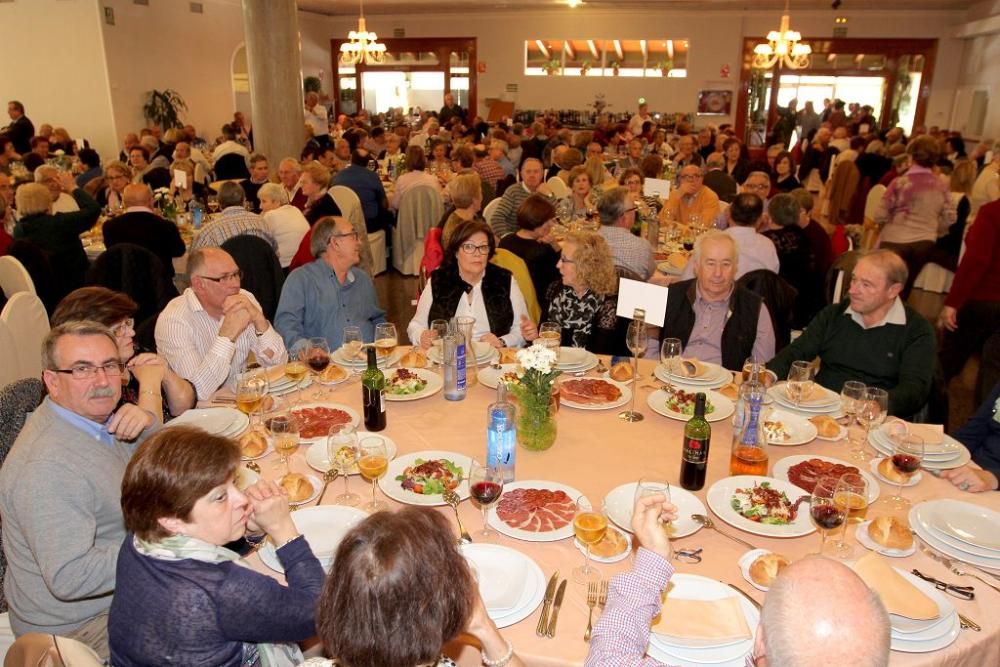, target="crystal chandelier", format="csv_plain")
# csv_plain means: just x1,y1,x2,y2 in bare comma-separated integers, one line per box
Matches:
753,0,811,70
340,0,386,66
